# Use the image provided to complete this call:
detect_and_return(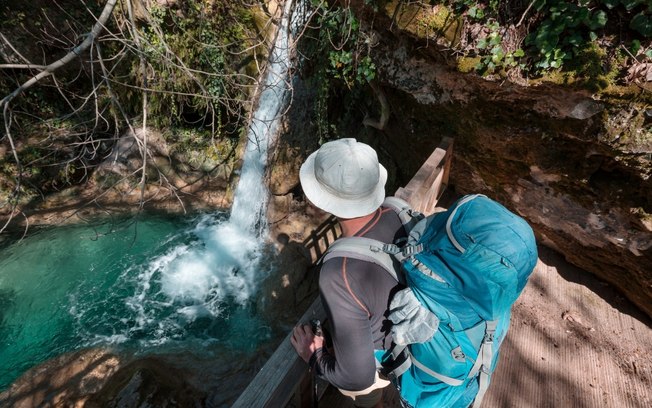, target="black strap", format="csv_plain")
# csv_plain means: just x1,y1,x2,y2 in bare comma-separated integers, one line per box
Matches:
379,344,410,379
